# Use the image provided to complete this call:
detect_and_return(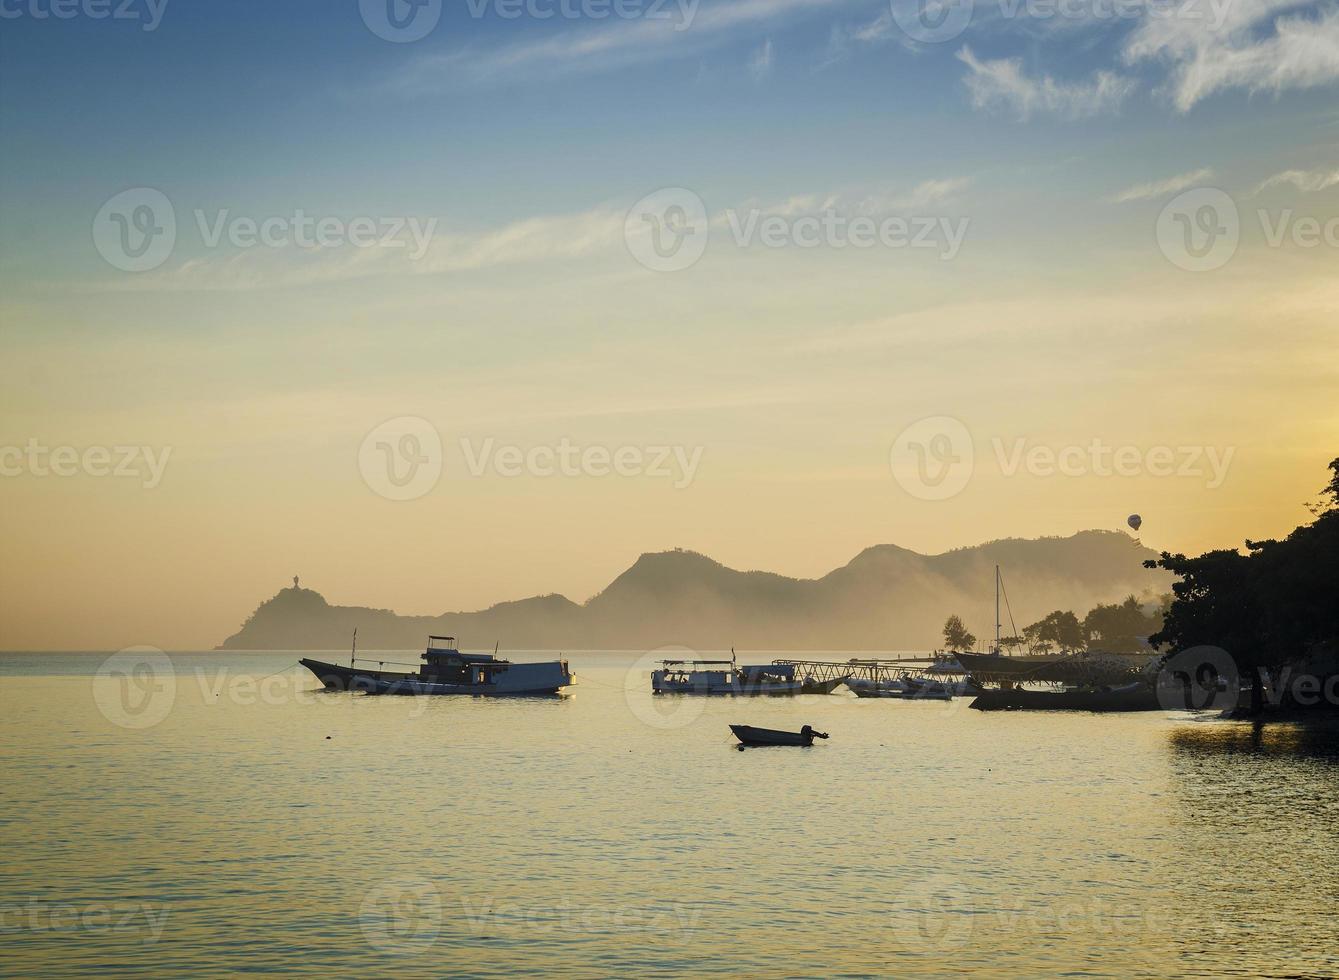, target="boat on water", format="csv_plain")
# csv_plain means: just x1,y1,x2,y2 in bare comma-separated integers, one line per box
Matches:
652,655,801,695
799,674,850,695
729,724,828,747
970,683,1159,712
299,635,572,697
846,676,912,698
